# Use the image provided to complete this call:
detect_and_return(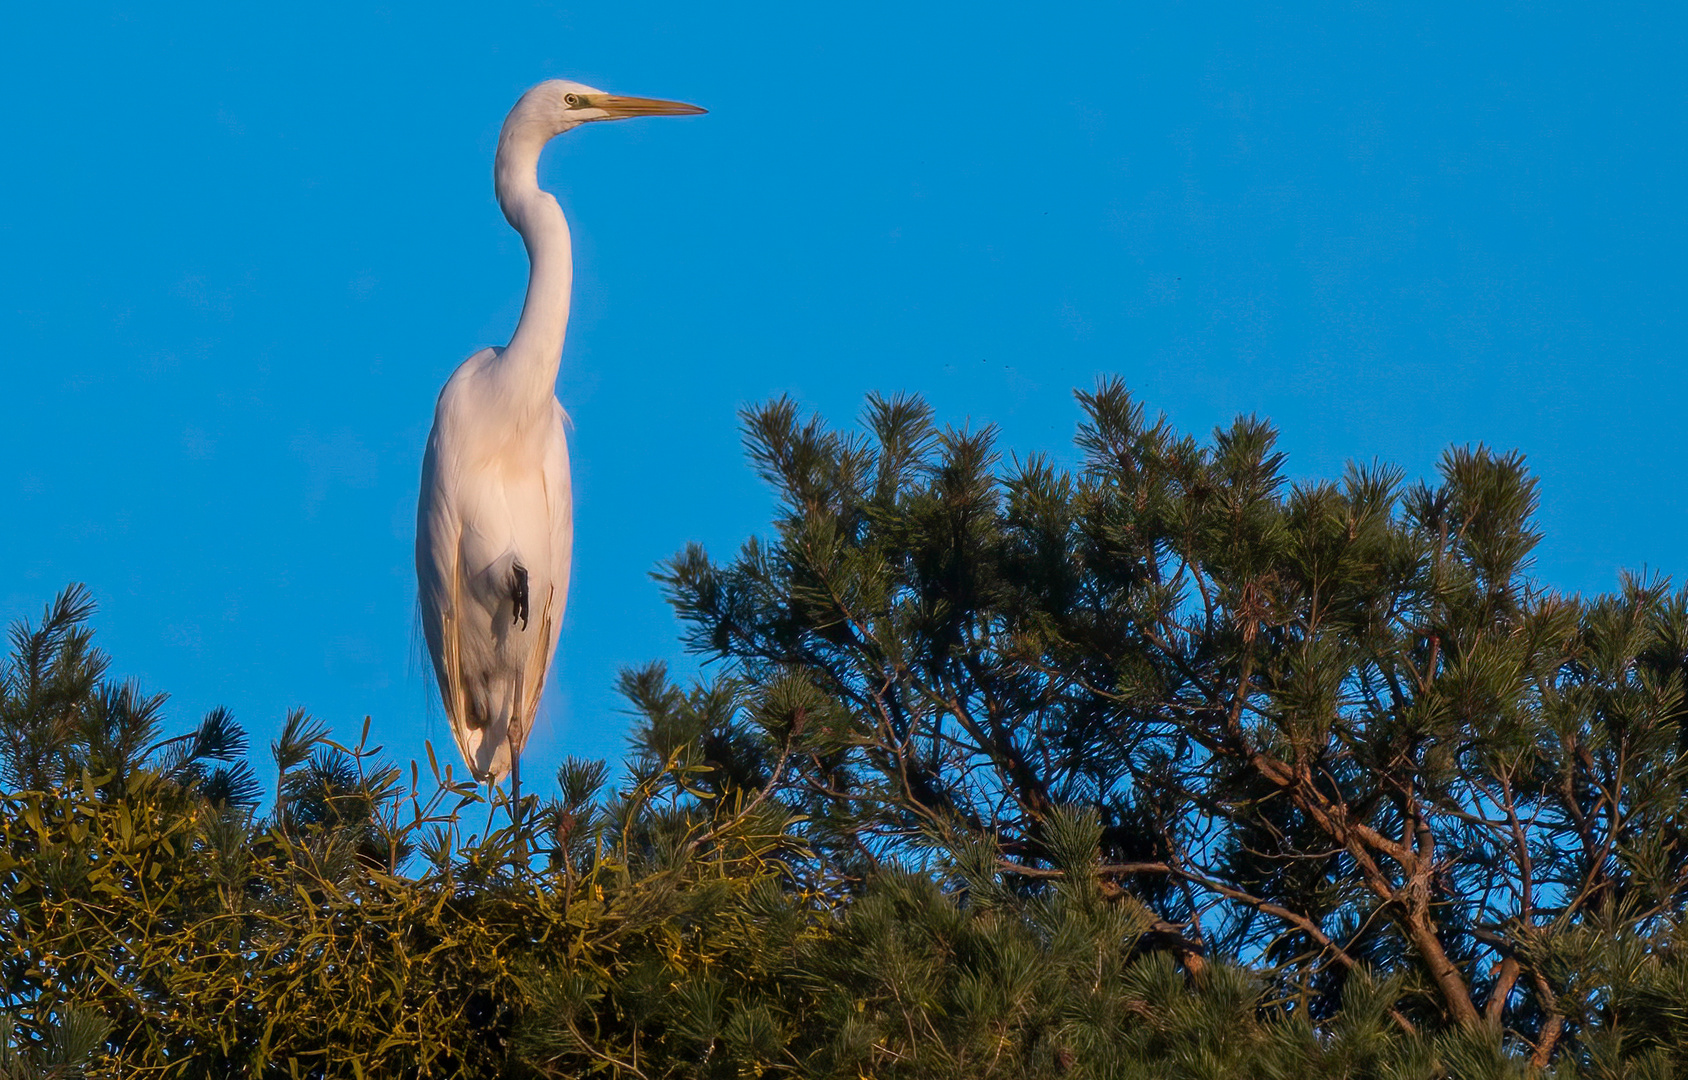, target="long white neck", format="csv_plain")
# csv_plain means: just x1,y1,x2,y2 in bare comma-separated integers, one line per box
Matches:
493,110,573,407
